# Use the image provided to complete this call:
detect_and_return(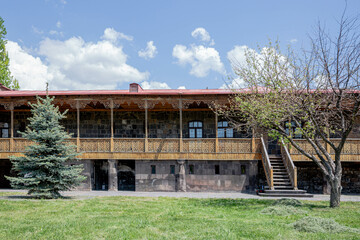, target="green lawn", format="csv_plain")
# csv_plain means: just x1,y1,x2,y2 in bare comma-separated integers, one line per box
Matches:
0,194,359,239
